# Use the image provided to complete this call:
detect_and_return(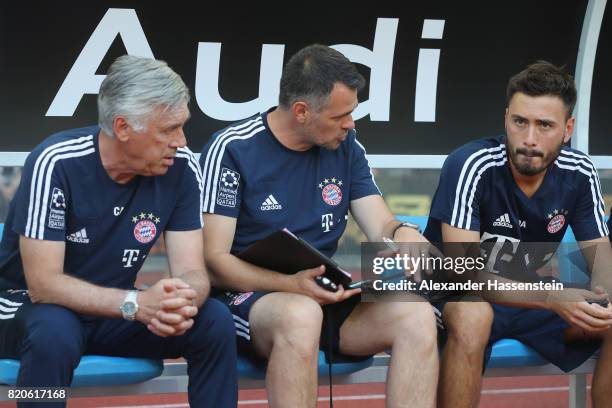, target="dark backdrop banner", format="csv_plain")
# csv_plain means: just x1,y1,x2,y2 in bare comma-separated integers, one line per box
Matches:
0,1,591,155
